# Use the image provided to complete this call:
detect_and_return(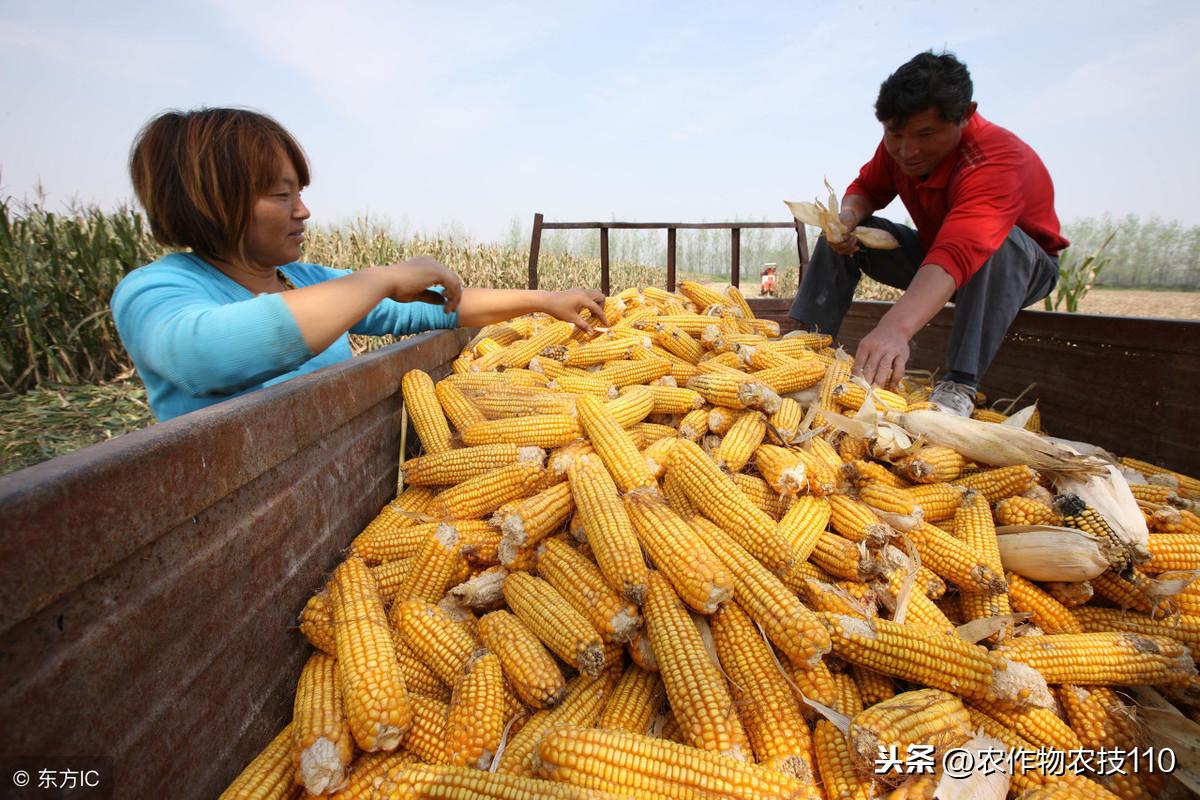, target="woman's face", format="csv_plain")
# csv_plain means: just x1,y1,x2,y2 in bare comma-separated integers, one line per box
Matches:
243,152,310,268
